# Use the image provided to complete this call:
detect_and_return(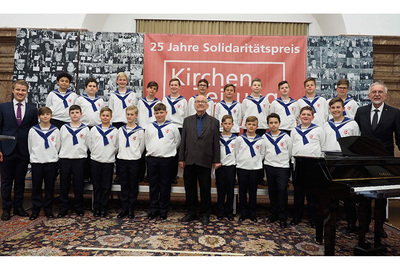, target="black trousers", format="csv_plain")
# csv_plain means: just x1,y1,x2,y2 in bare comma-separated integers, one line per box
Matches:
146,156,175,215
117,158,141,212
215,165,236,216
183,164,212,217
264,165,290,220
90,160,114,211
237,168,260,217
0,148,29,211
59,158,86,212
31,162,59,213
292,172,317,222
